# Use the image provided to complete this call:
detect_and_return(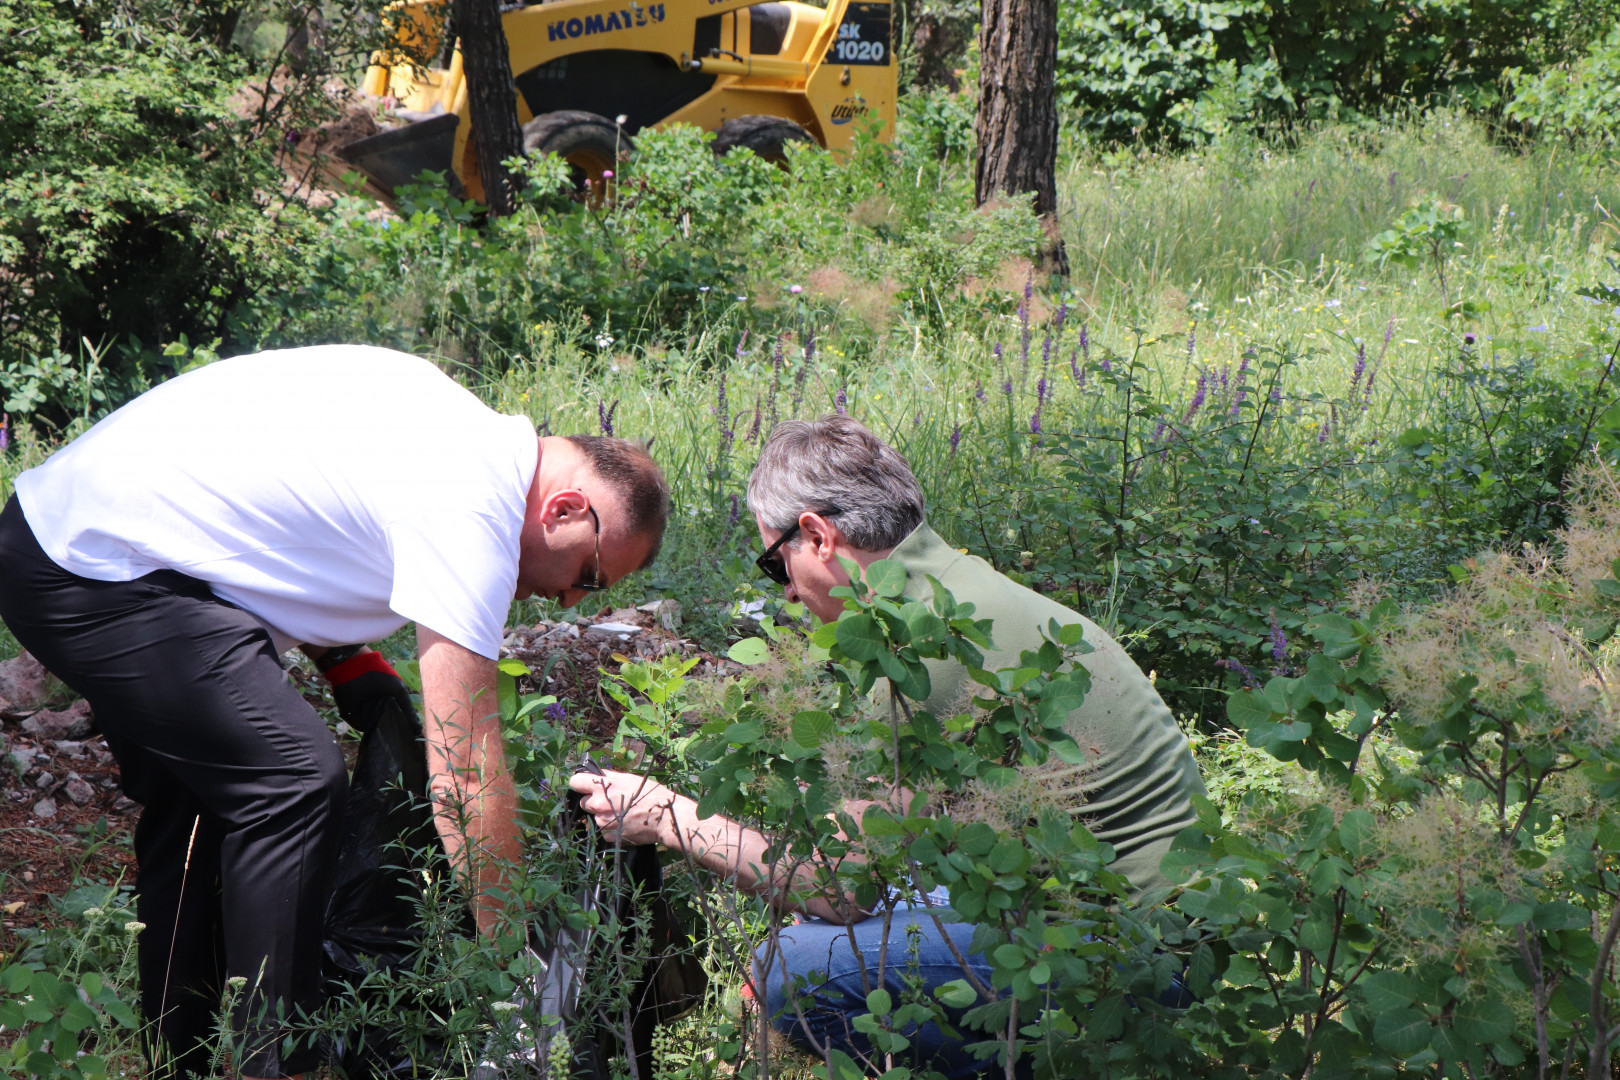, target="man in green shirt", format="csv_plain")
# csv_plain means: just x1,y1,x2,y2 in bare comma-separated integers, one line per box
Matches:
570,415,1204,1075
